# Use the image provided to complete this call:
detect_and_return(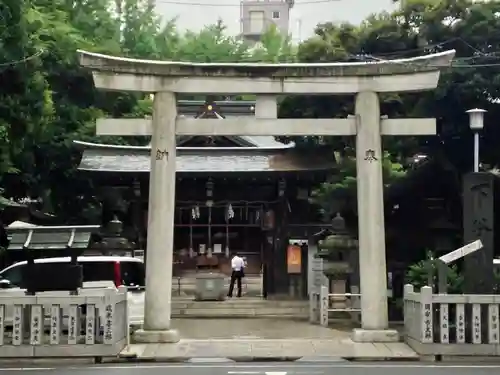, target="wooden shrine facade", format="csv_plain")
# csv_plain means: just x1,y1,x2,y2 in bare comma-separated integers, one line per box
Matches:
75,100,336,296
